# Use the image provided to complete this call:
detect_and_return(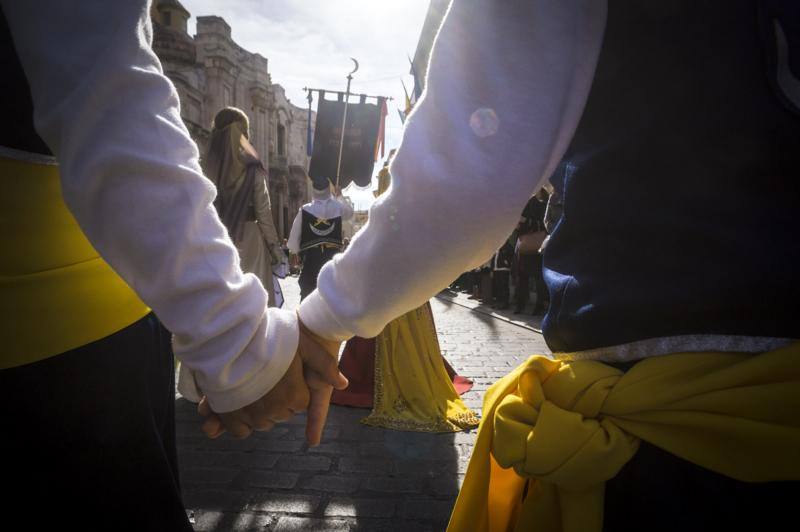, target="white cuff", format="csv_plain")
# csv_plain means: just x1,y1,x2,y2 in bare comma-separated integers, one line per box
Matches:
203,307,299,413
297,289,354,342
